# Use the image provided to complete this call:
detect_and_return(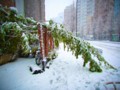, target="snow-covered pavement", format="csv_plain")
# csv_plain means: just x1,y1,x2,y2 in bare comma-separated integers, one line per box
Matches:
0,43,120,90
88,41,120,68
